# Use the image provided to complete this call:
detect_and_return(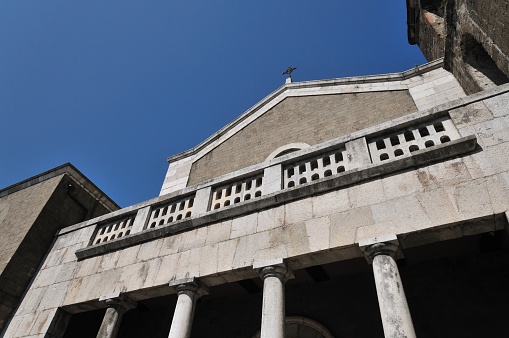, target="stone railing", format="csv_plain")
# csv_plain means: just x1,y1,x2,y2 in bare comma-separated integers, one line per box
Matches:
91,215,136,245
283,147,348,189
368,117,460,163
210,174,263,211
145,195,195,229
81,112,477,257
